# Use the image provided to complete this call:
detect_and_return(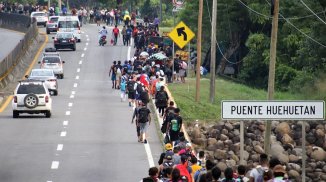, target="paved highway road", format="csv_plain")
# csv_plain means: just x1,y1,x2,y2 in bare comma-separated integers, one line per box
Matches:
0,24,162,182
0,28,24,61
